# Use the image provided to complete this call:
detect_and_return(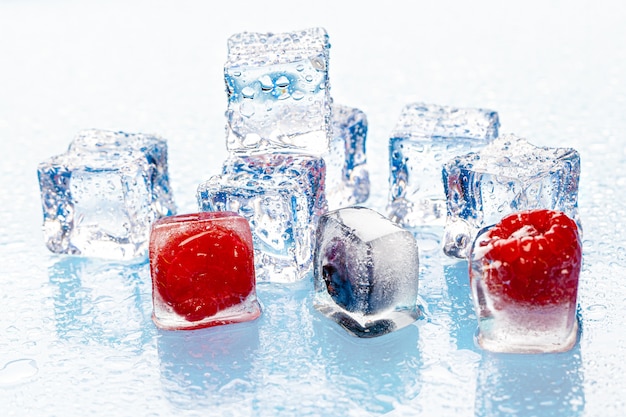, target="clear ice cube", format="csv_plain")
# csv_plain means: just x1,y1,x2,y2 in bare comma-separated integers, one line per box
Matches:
325,104,370,210
442,134,581,259
37,129,176,260
197,154,327,283
224,27,332,156
387,102,499,228
313,206,421,337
